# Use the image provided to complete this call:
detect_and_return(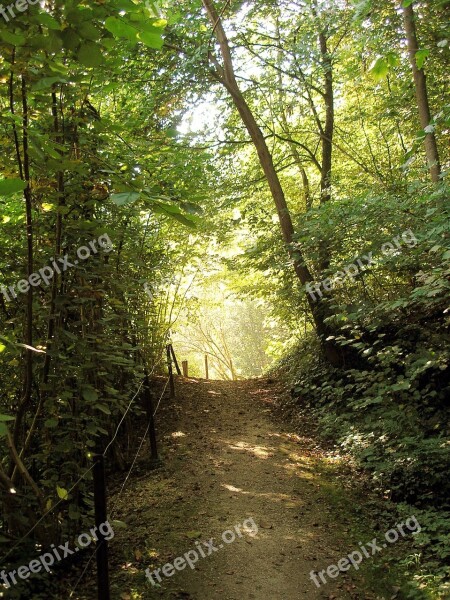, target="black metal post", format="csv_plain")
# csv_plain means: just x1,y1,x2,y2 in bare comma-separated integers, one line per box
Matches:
170,344,182,375
93,454,110,600
166,345,175,398
144,373,160,467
